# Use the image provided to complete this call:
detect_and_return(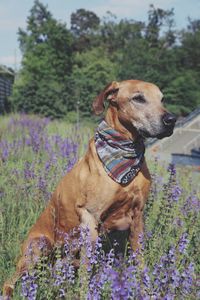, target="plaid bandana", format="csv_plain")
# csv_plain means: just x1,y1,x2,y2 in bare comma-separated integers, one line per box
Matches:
95,120,145,185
